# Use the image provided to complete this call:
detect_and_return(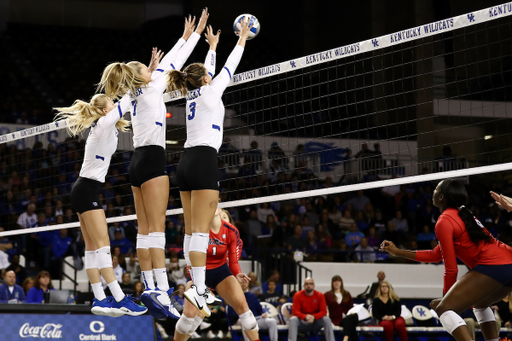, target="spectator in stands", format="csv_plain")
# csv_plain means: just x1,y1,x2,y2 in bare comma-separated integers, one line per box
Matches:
237,158,258,187
305,202,319,227
355,238,375,263
6,254,27,285
355,143,373,159
345,191,371,212
315,224,332,249
365,227,380,248
119,272,133,294
382,221,400,246
50,229,73,279
168,254,184,287
338,210,356,233
289,277,335,341
268,142,287,169
248,271,262,296
267,159,284,184
334,239,356,263
54,200,64,217
327,204,342,226
286,225,306,251
17,203,37,229
110,228,132,254
260,278,281,306
133,281,144,301
345,223,365,247
244,140,263,171
373,143,382,159
372,281,407,341
0,270,26,303
100,255,124,290
27,270,54,304
370,209,388,235
493,293,512,328
228,280,278,341
318,212,337,239
324,275,358,341
245,210,263,241
165,220,179,245
354,211,369,231
257,203,276,225
22,277,34,296
390,211,408,233
173,283,186,313
111,246,127,270
262,270,283,294
394,185,409,213
416,225,437,249
219,137,240,166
